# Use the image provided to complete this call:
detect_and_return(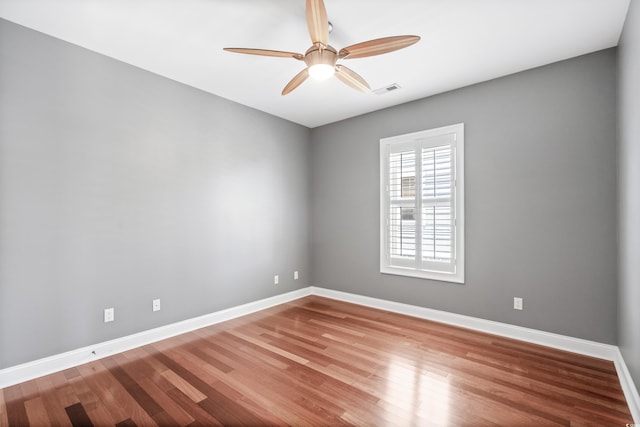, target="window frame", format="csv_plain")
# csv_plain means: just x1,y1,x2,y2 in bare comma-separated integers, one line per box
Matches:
379,123,465,284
